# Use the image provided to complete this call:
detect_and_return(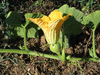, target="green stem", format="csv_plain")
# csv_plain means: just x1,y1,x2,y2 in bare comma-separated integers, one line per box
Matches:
0,49,100,62
24,27,28,50
0,49,58,59
62,34,66,62
56,52,62,60
67,56,100,62
92,29,98,58
62,42,66,62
